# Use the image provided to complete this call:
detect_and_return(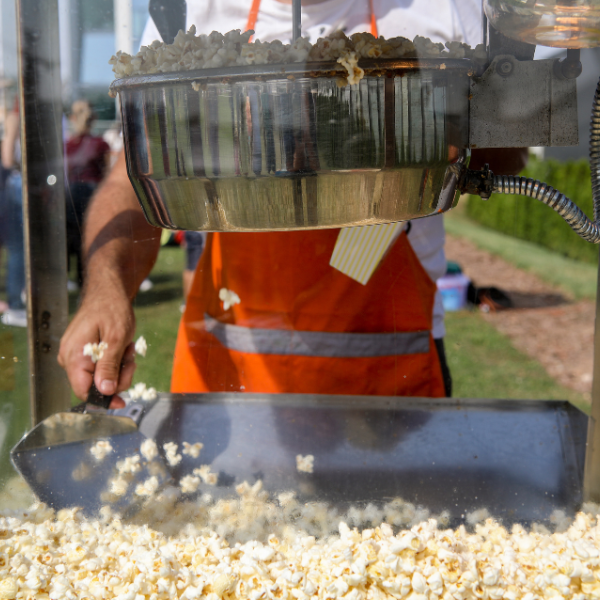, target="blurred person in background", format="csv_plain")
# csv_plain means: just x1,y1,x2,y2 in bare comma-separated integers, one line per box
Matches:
65,100,111,290
1,97,26,328
0,141,10,314
182,231,205,306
